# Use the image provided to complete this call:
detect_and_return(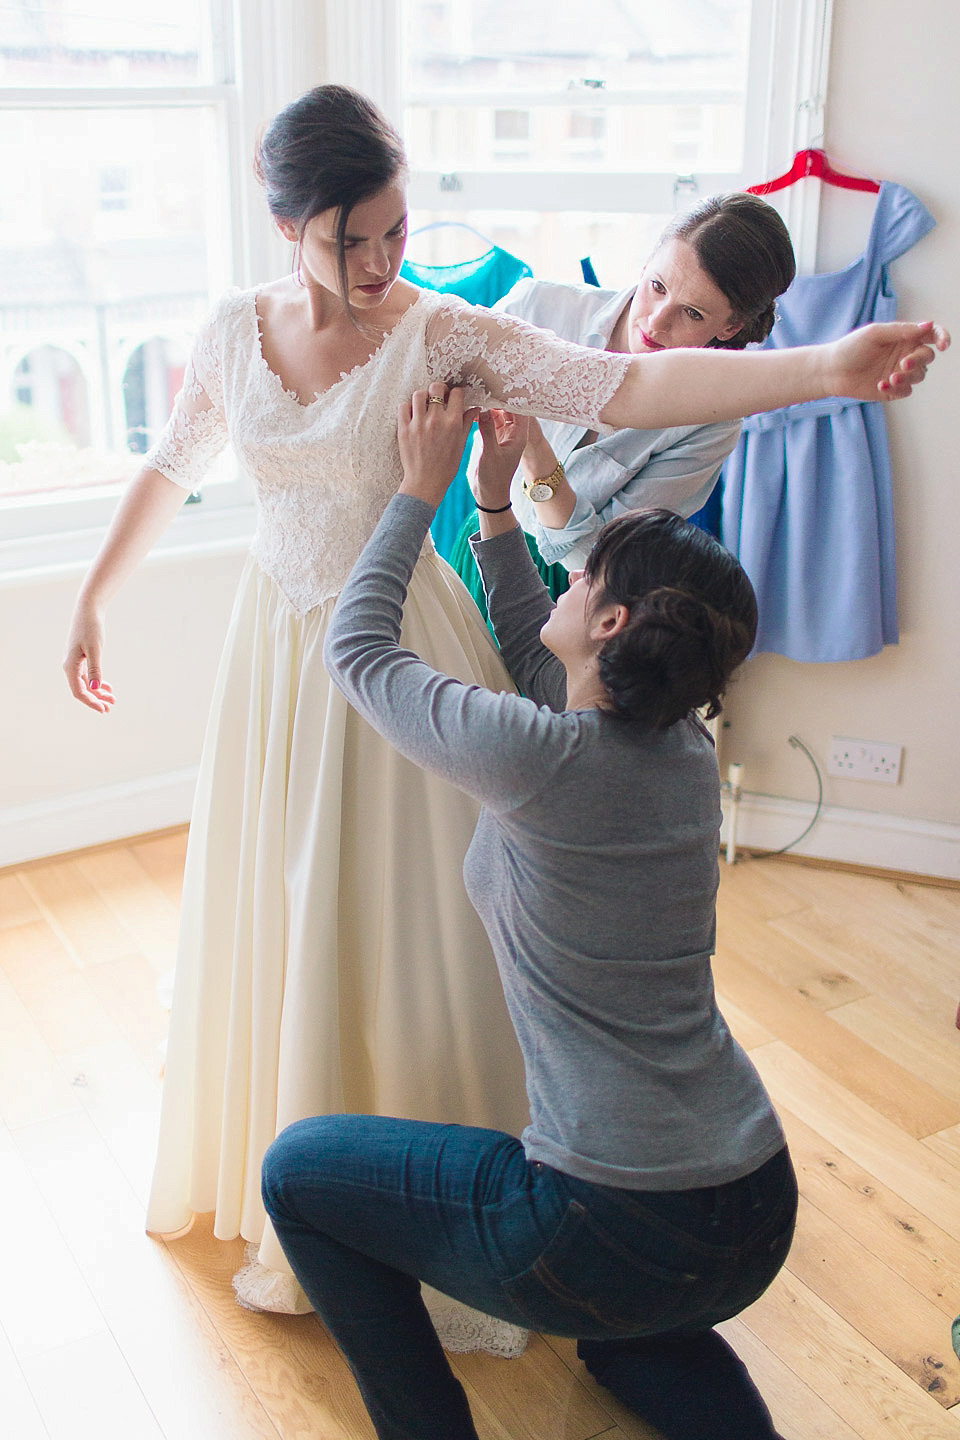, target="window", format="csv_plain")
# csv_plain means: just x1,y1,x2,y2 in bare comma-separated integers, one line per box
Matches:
395,0,833,287
493,109,530,142
0,0,243,546
98,165,133,213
